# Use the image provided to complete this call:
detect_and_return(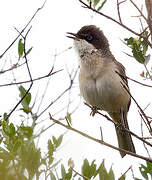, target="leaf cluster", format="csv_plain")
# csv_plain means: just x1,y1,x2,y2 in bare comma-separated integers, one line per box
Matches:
0,117,63,180
125,33,150,64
